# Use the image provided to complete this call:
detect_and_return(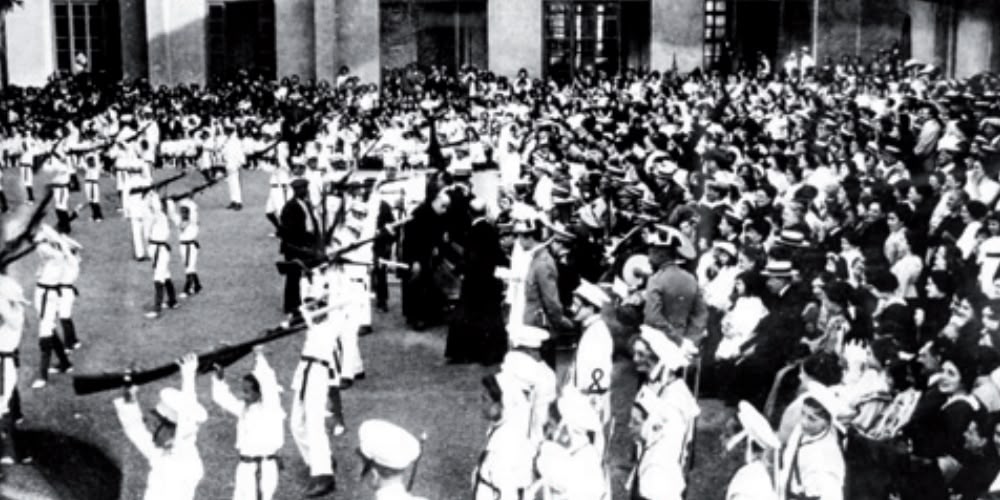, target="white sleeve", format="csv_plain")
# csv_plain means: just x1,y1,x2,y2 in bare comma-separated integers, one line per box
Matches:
114,397,159,462
211,377,245,417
